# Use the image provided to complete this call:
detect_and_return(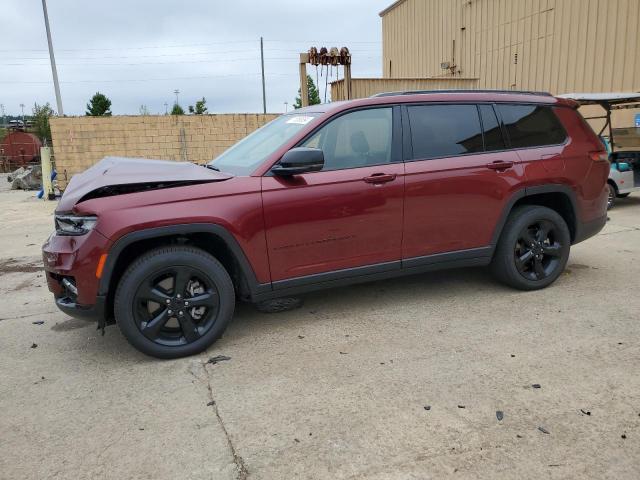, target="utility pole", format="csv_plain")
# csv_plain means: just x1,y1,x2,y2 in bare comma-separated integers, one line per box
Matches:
174,89,180,106
164,102,168,114
0,104,5,128
284,101,288,113
260,37,266,114
20,104,25,125
41,0,64,115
